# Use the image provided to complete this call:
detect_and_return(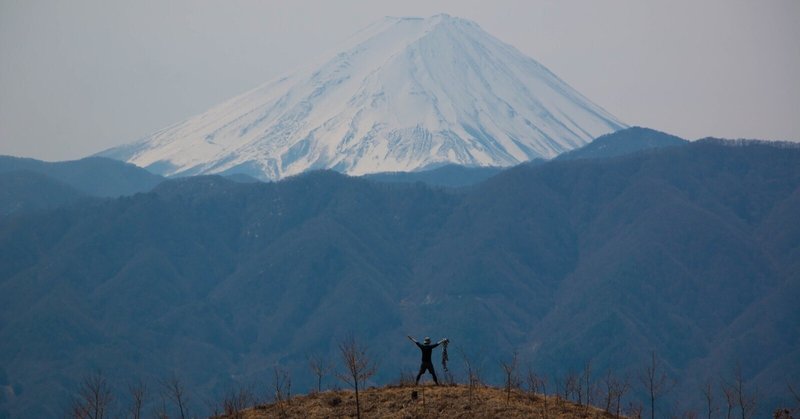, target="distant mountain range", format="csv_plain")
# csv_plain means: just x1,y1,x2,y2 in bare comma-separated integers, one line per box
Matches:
1,130,797,417
0,156,164,216
0,156,163,197
98,14,624,181
556,126,687,160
